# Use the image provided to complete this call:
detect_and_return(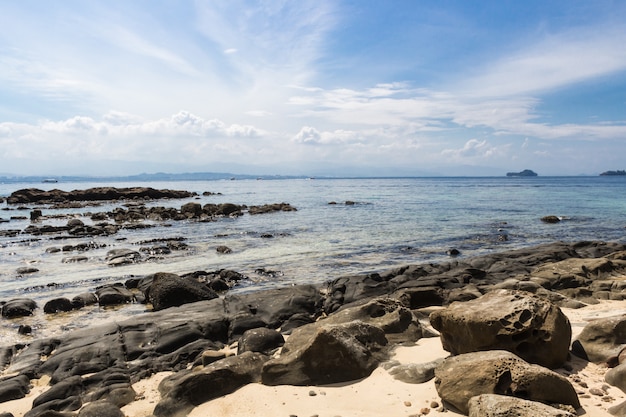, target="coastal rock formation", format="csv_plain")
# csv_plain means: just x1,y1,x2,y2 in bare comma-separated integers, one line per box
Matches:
468,394,576,417
4,241,626,414
261,320,388,386
146,272,218,311
7,187,196,204
430,289,571,368
434,350,580,415
154,351,268,417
